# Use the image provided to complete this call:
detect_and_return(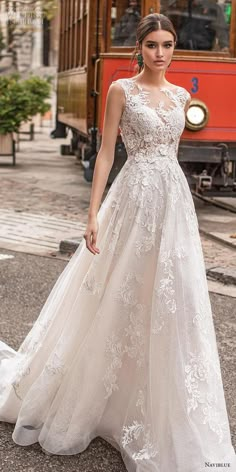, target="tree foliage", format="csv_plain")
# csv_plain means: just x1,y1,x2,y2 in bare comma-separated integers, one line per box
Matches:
0,74,51,135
